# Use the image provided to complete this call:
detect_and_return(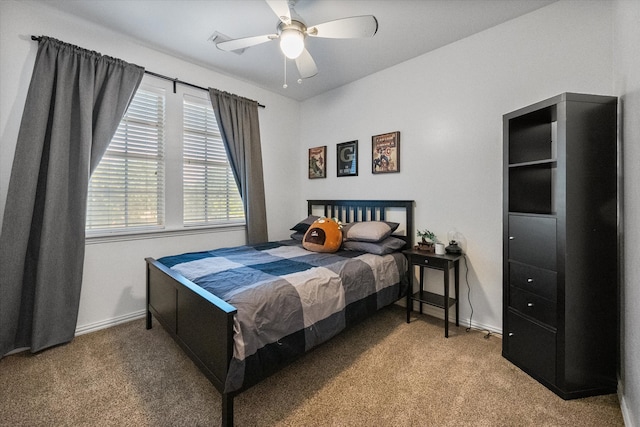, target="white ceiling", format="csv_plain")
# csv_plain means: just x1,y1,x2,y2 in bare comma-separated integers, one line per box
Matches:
32,0,557,101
